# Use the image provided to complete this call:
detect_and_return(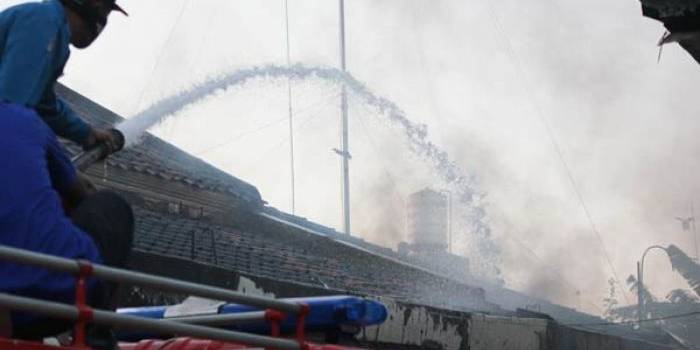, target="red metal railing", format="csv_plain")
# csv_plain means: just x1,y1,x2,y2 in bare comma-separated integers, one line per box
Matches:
0,245,313,350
